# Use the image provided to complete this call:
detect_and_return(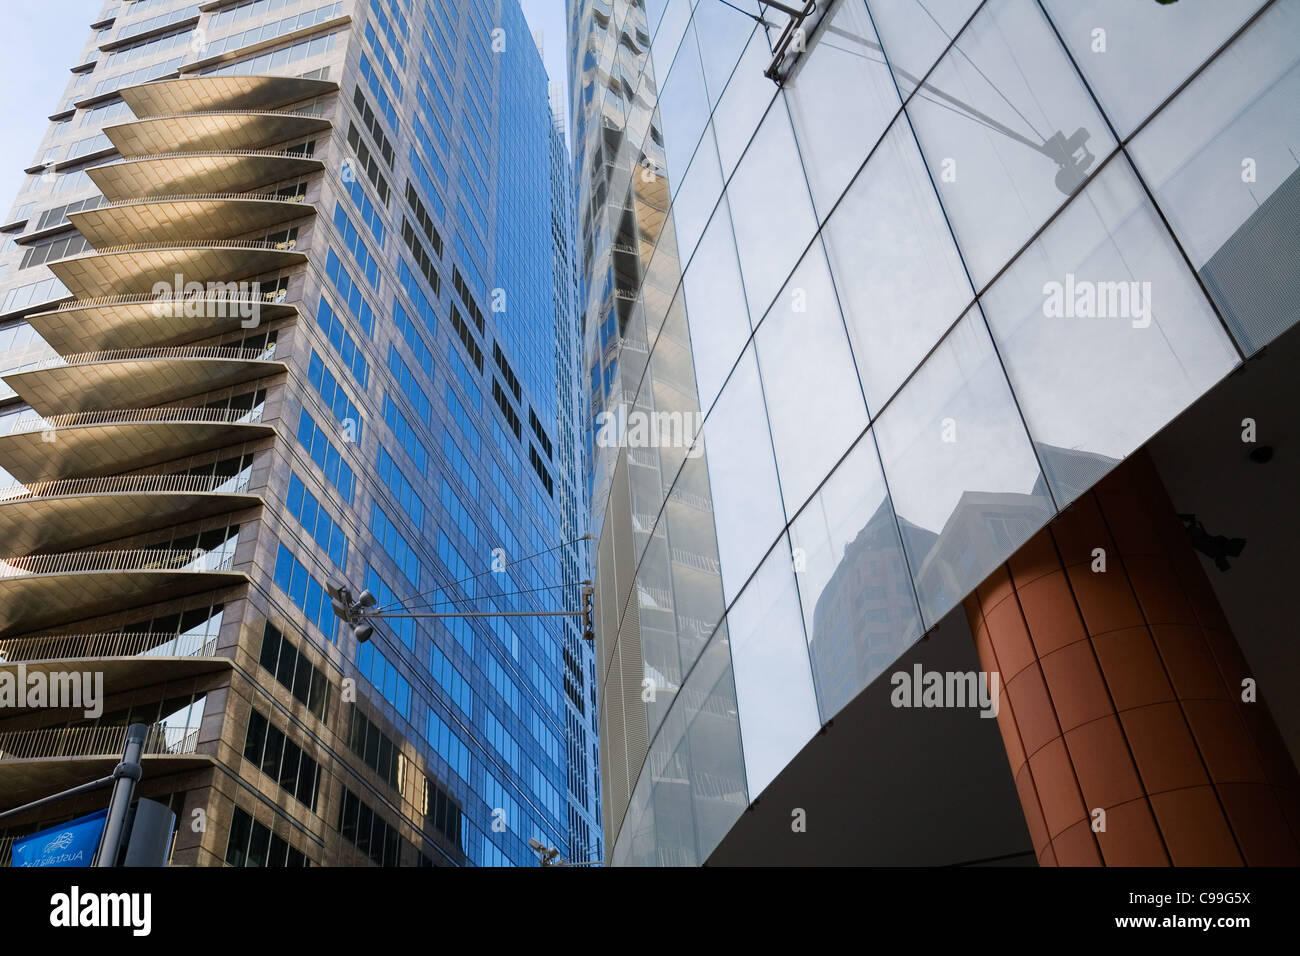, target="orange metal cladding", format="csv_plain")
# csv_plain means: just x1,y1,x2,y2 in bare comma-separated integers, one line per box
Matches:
963,450,1300,866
